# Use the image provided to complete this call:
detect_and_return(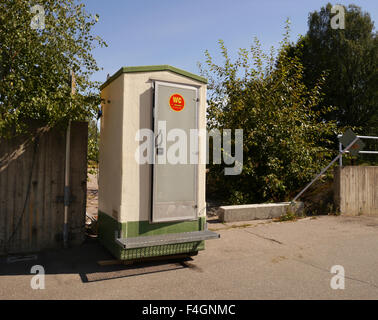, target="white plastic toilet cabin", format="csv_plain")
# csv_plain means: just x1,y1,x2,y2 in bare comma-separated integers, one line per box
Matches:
98,65,219,260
